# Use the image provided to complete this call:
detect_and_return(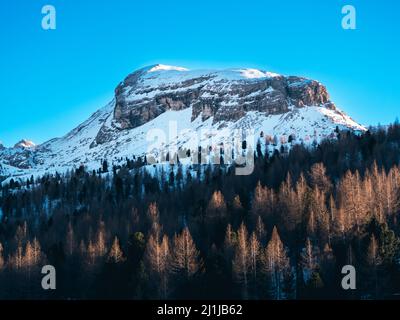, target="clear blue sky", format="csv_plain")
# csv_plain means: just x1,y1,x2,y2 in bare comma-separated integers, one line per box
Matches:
0,0,399,146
